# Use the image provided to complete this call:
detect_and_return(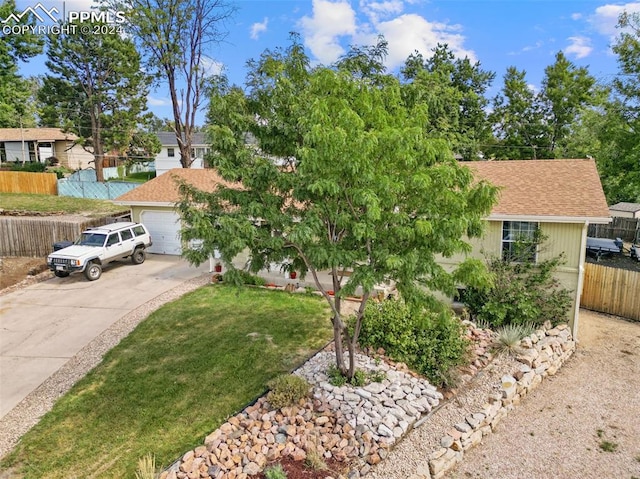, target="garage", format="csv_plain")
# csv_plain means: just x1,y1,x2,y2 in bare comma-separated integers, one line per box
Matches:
114,169,229,256
140,210,182,255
